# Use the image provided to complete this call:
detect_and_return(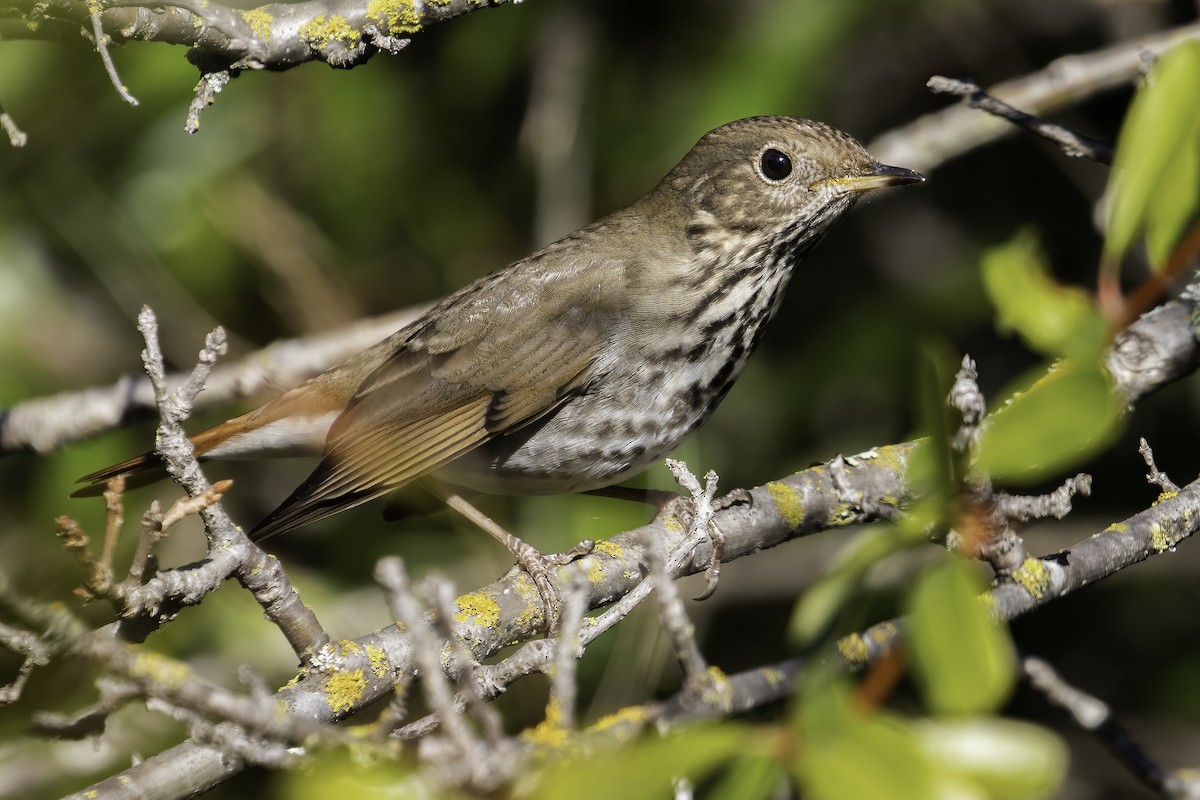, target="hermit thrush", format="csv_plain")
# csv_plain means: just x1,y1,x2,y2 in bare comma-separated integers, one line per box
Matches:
76,116,921,578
